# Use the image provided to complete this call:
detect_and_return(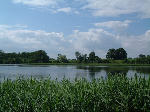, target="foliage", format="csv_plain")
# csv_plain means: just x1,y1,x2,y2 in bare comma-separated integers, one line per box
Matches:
75,51,85,63
0,50,49,64
75,51,103,63
0,49,150,64
89,51,96,63
0,75,150,111
106,48,127,60
126,54,150,64
106,48,116,59
57,54,68,63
